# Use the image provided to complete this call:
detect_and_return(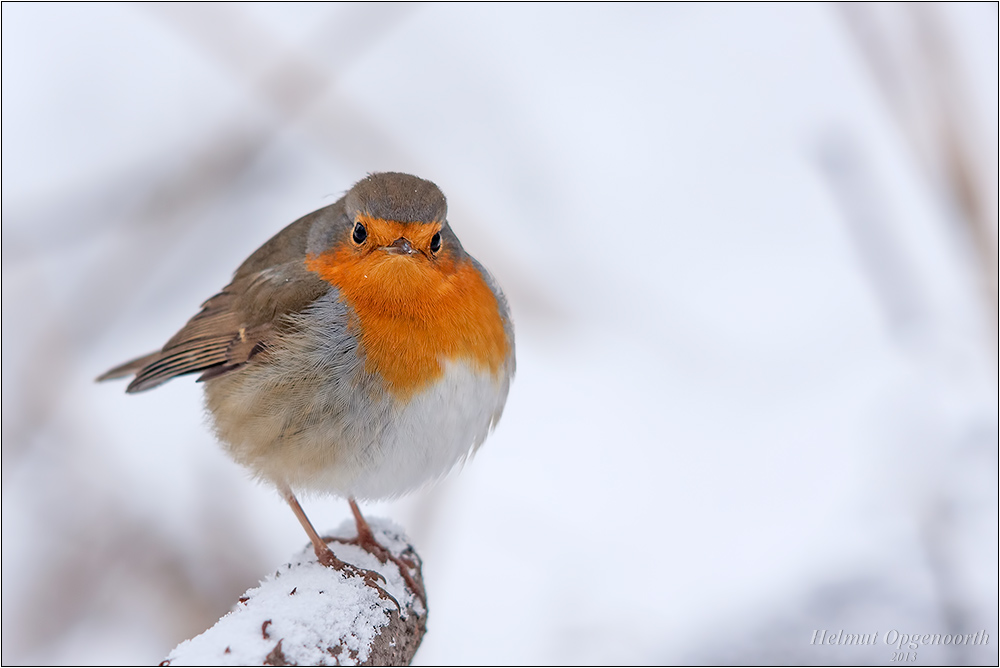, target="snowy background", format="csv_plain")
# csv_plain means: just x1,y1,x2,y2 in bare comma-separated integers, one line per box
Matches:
3,4,997,665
